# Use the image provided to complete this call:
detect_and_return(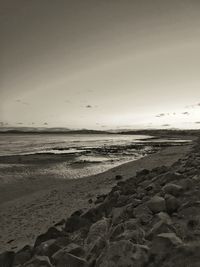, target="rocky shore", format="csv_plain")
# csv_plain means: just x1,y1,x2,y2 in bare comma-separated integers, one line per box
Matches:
1,137,200,266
